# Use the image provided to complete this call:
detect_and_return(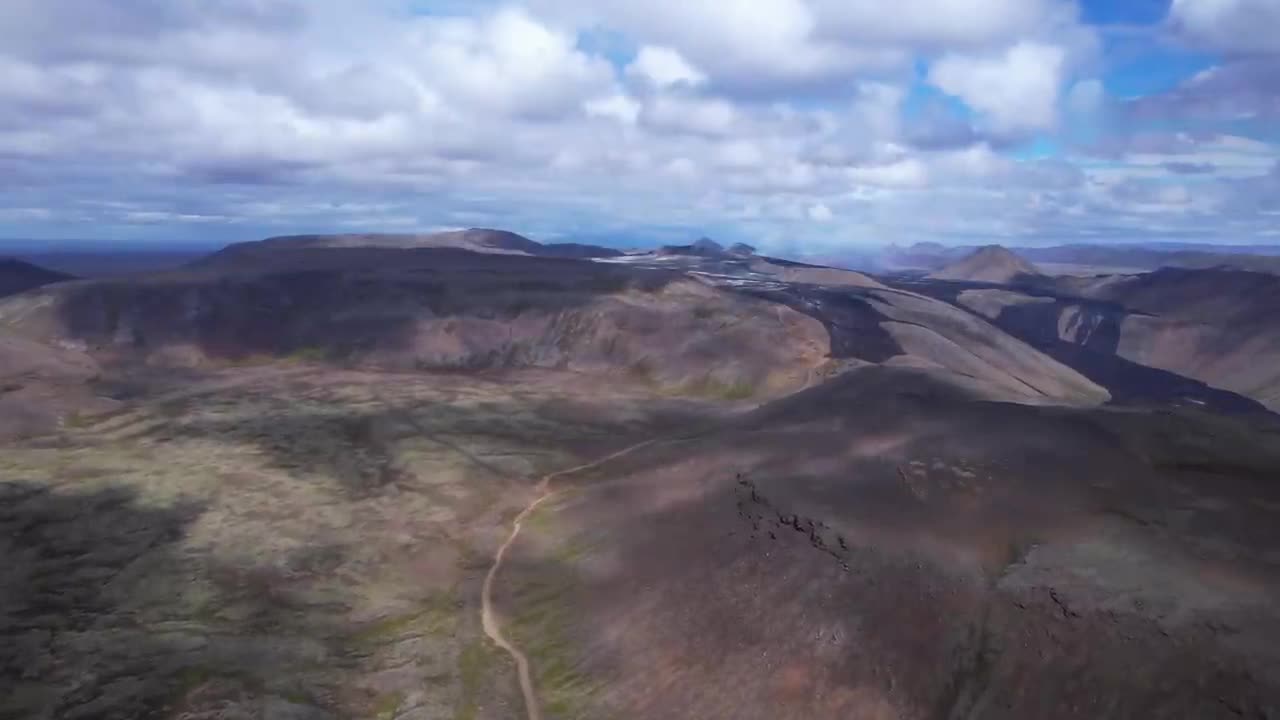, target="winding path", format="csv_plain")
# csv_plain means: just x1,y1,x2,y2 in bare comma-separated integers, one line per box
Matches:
480,439,662,720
